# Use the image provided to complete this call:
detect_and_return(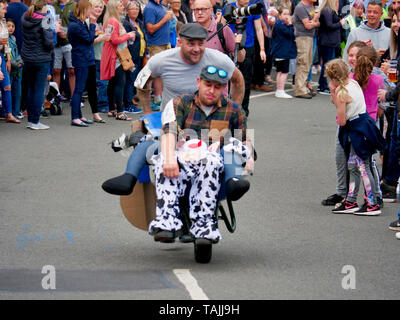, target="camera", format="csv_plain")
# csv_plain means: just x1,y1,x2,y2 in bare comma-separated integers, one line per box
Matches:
223,3,263,22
